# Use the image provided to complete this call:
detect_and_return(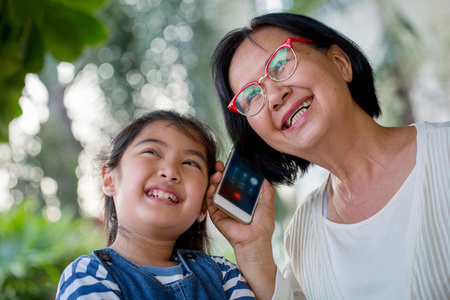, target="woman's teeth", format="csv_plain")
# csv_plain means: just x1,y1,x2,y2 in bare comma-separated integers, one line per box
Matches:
146,190,179,203
286,99,312,128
